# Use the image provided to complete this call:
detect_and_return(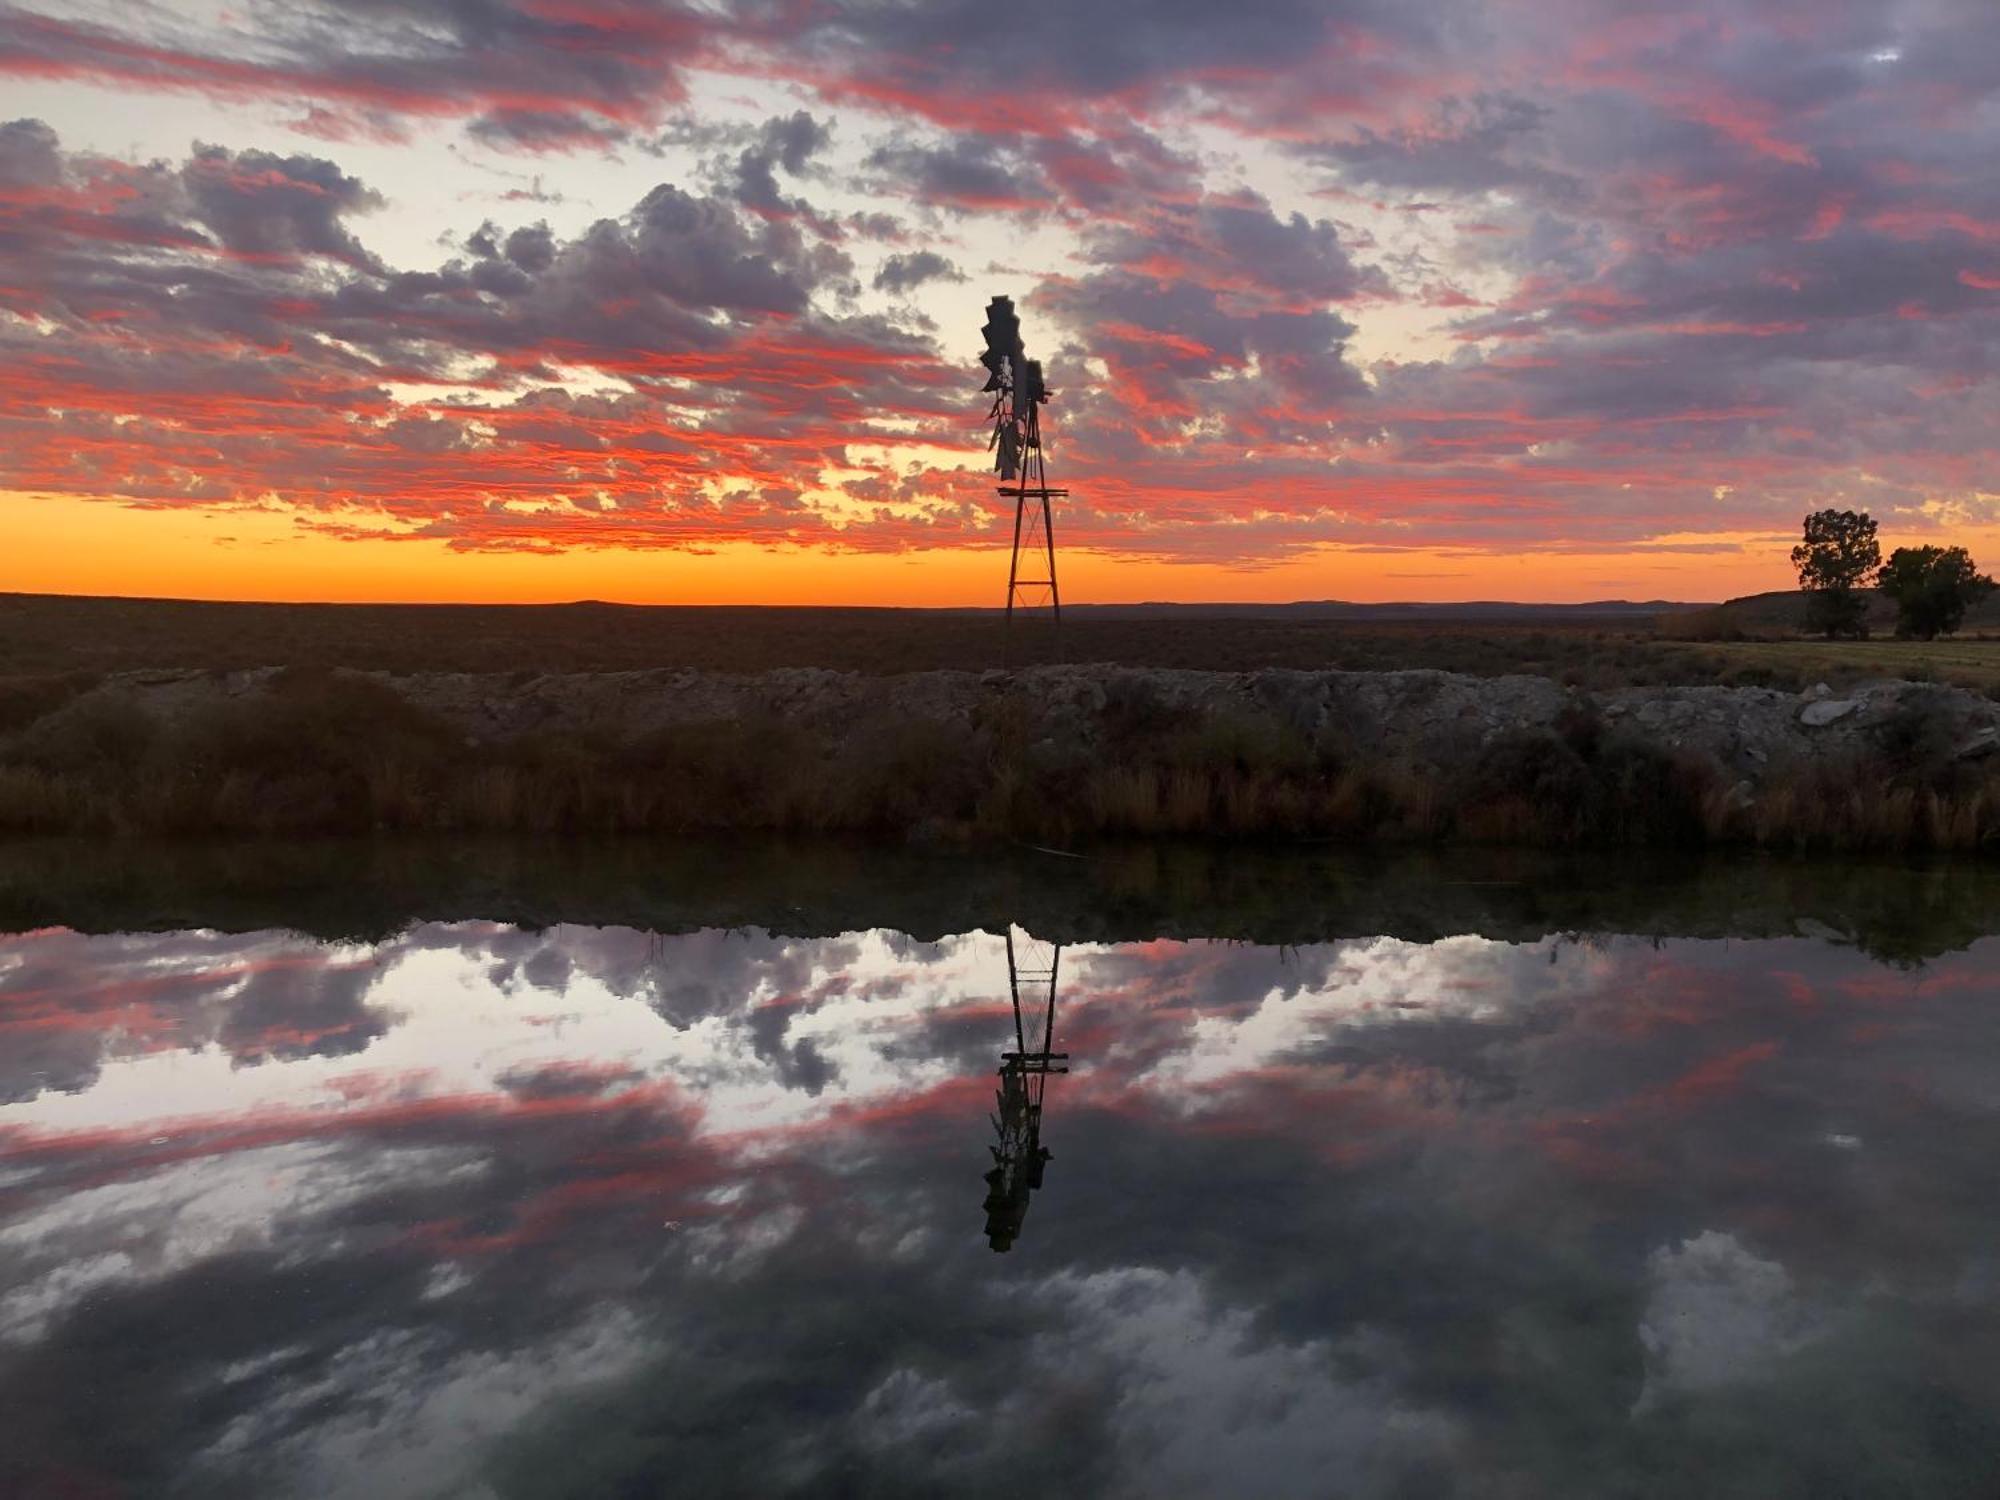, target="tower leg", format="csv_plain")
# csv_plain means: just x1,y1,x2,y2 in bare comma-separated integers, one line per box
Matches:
1041,489,1060,628
1004,486,1027,665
